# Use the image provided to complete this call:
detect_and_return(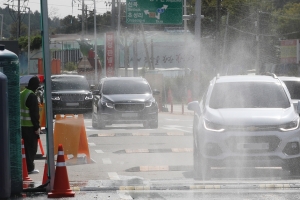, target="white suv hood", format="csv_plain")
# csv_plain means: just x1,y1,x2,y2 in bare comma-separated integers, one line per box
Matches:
206,107,297,126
